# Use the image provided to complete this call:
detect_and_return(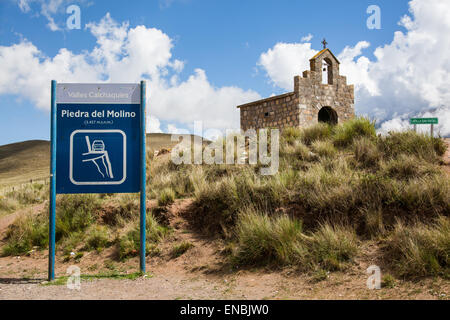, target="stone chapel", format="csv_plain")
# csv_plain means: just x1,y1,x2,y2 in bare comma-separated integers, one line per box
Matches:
237,44,355,131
